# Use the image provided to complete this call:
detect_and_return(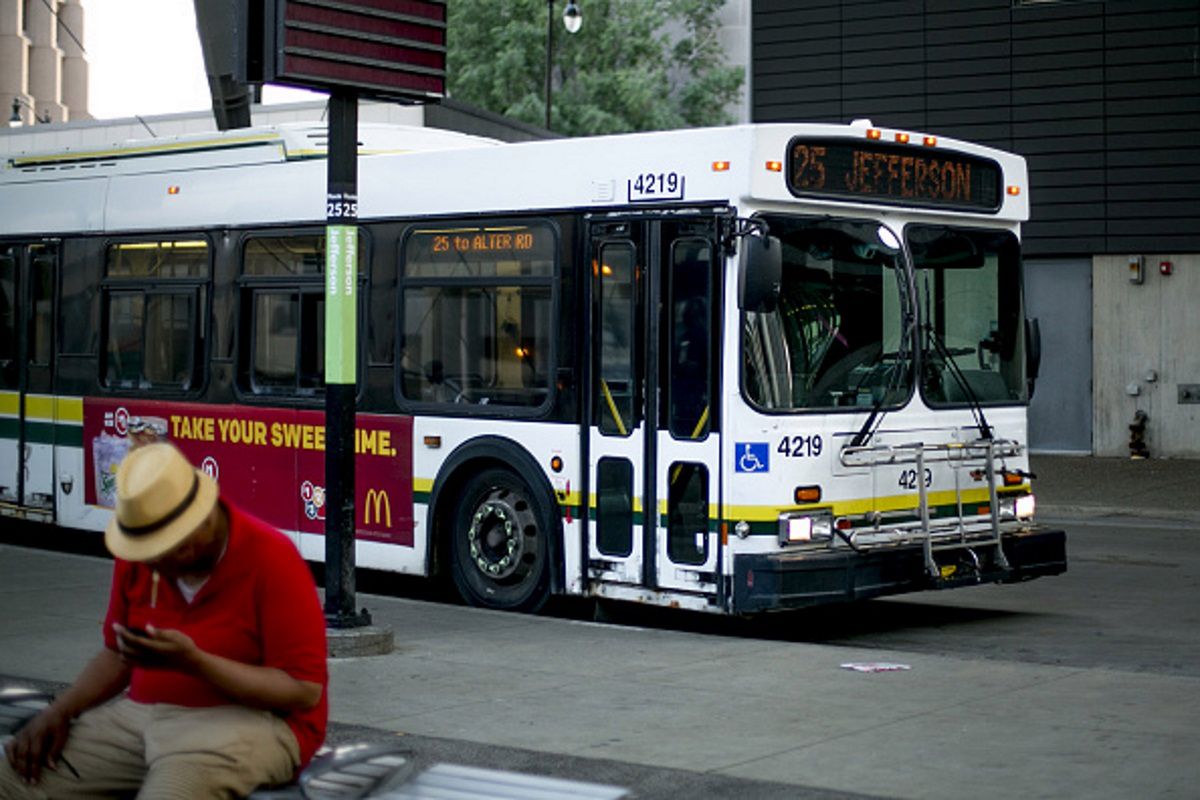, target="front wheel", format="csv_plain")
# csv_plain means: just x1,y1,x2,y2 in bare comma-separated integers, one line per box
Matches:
448,468,552,612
